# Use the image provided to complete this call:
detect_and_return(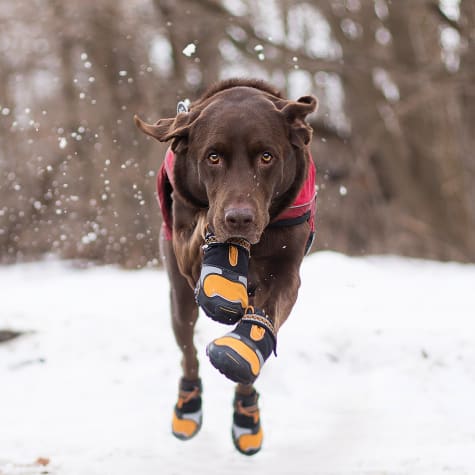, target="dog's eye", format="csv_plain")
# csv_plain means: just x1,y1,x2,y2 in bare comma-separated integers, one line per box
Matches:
207,152,221,164
261,152,273,163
